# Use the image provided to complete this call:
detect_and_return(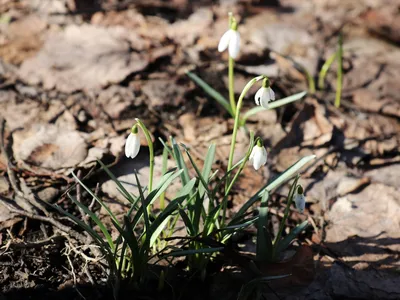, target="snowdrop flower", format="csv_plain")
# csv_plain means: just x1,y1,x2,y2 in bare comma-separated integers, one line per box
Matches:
218,17,240,59
254,78,275,109
294,185,306,213
249,139,267,170
125,125,140,159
